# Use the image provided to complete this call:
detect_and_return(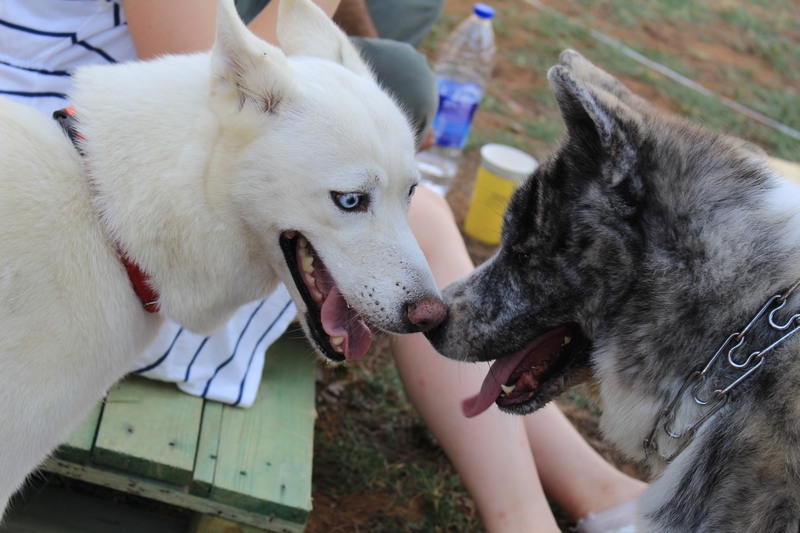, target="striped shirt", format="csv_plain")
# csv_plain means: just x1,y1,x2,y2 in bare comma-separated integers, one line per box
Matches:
0,0,298,407
0,0,133,114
